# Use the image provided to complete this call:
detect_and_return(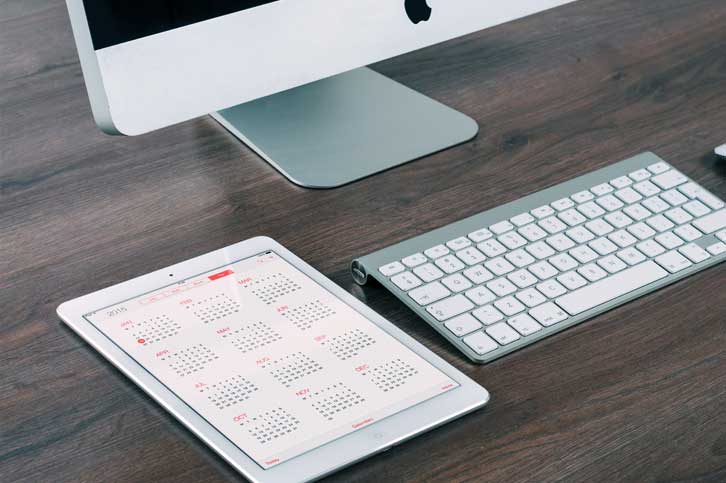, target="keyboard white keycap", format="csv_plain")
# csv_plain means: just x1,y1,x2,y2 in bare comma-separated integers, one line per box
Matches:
610,176,633,189
696,191,725,210
491,220,515,235
427,295,475,321
652,170,688,190
413,263,444,282
506,249,535,268
472,305,504,325
468,228,493,243
463,331,499,355
519,223,548,242
604,211,633,229
536,279,568,298
692,210,726,234
529,302,568,327
591,183,614,196
424,244,449,259
654,232,684,250
435,255,466,274
597,255,627,273
552,198,575,211
572,190,594,203
614,187,642,204
617,247,647,266
623,203,653,221
608,230,637,248
578,263,608,282
478,239,507,257
408,282,450,306
441,273,473,293
528,261,559,280
532,205,555,219
718,230,726,242
566,226,595,244
508,269,538,289
464,286,497,305
673,224,702,242
678,243,710,264
508,314,543,336
655,250,692,273
447,237,472,251
549,253,579,271
578,201,606,219
539,217,568,234
486,278,518,297
678,182,702,199
627,222,656,240
445,314,482,337
707,242,726,256
515,288,547,308
402,253,427,268
664,207,693,225
456,246,487,265
596,195,624,212
499,231,528,250
682,200,710,218
557,271,588,290
648,162,670,174
637,239,666,257
570,245,599,264
558,209,587,227
629,169,651,181
391,272,423,290
485,257,515,276
494,297,526,316
556,261,668,315
511,213,535,227
462,265,494,284
526,241,556,260
661,189,688,206
646,215,675,232
633,181,660,197
486,322,521,345
380,261,405,277
642,196,670,213
546,233,576,252
586,219,615,236
589,237,618,256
